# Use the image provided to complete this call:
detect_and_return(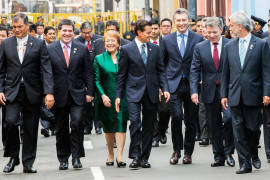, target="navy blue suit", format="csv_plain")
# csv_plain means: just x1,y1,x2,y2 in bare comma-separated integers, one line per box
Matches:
48,40,94,162
190,37,234,162
162,30,203,155
263,37,270,161
221,35,270,169
116,40,168,160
